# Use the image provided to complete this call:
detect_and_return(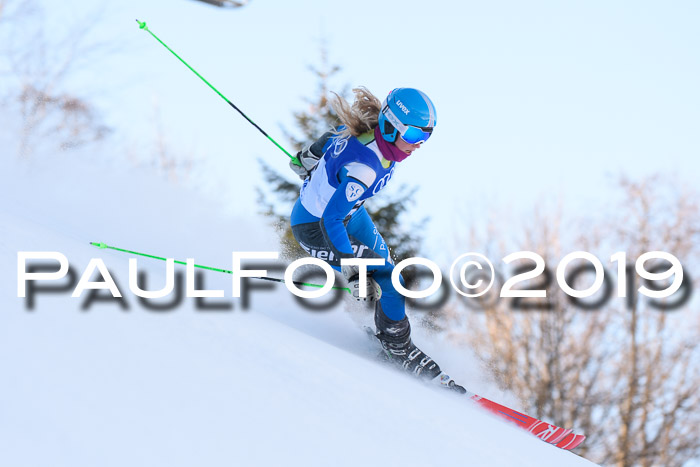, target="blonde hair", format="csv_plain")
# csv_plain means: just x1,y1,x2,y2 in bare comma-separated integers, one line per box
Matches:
330,87,382,139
